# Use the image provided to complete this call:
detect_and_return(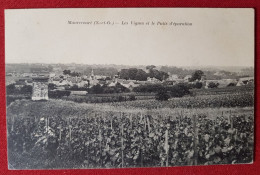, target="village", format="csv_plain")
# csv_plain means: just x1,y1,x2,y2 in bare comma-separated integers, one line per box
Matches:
5,64,254,102
6,64,255,168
